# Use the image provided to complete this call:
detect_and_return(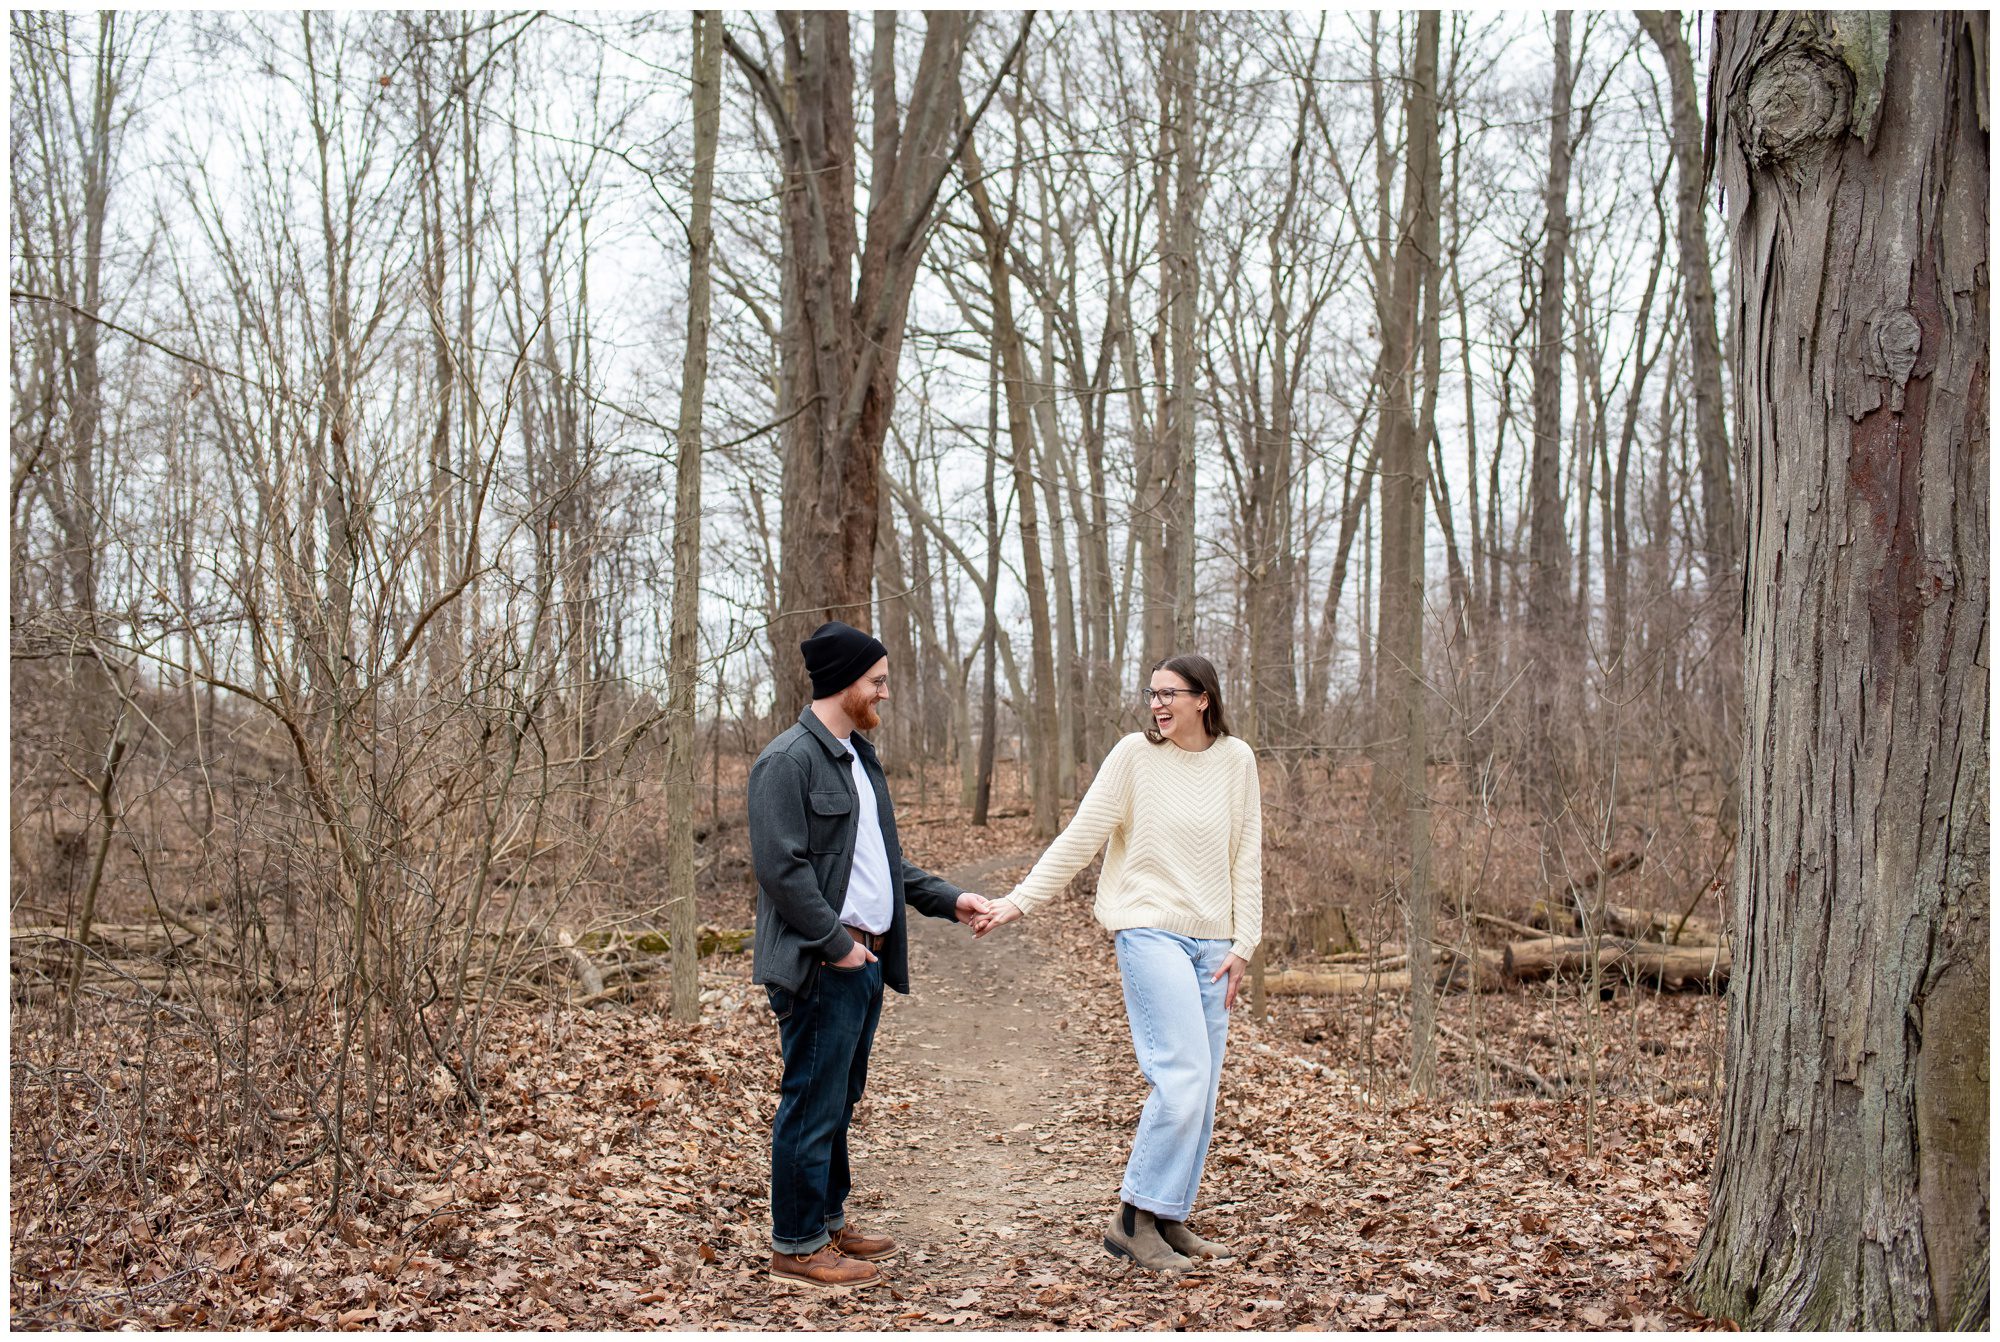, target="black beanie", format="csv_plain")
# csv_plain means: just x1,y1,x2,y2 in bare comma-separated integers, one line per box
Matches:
801,621,889,699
